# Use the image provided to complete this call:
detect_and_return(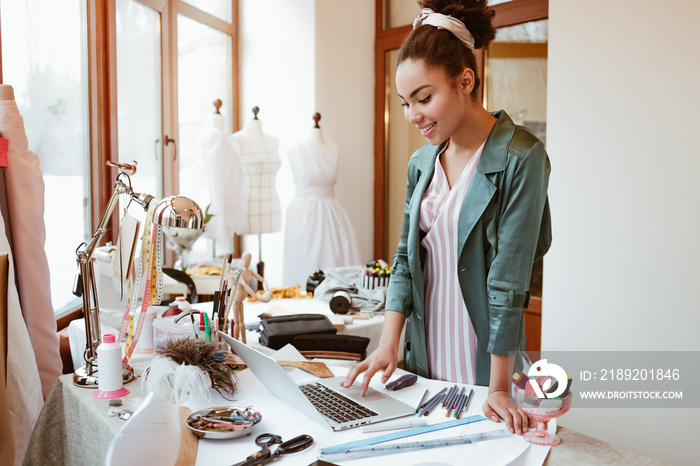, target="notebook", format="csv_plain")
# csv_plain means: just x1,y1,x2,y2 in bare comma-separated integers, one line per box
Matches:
220,332,415,431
